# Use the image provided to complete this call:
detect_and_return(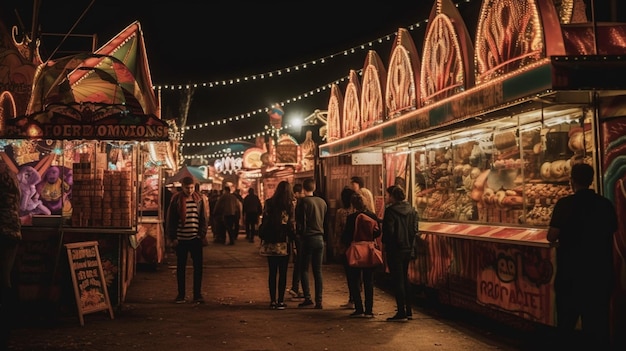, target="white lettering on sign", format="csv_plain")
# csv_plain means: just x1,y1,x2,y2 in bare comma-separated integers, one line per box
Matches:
214,156,243,175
